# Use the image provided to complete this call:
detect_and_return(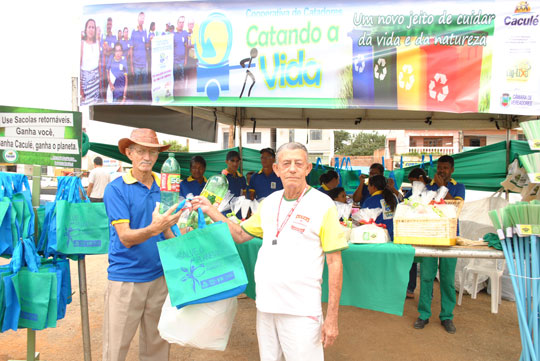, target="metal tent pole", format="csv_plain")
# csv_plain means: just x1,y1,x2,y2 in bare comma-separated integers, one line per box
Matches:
73,76,92,361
